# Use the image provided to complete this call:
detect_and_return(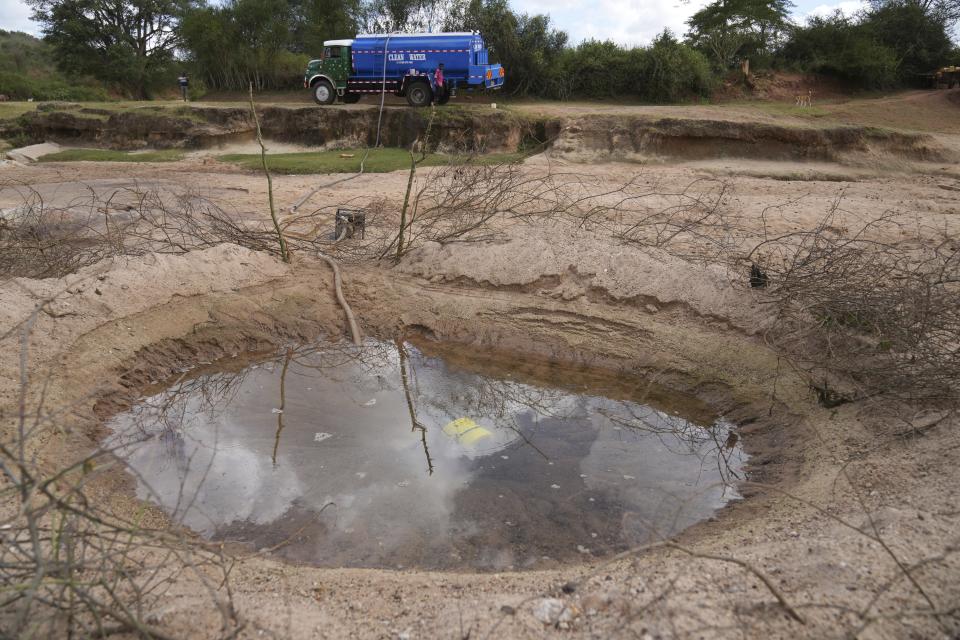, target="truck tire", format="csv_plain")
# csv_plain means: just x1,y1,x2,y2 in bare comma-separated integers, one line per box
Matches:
342,93,361,104
437,91,451,105
312,79,336,105
406,81,432,108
